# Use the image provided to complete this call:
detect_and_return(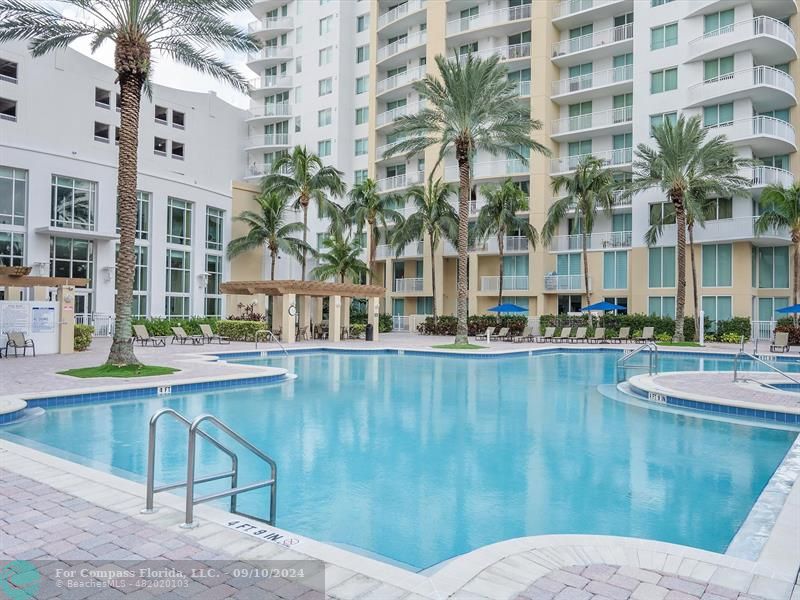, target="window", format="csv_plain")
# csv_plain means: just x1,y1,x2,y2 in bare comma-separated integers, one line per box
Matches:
154,137,167,156
460,6,479,23
296,26,303,43
0,232,24,266
319,15,333,35
135,191,150,240
206,207,224,251
756,246,789,288
172,111,185,129
650,112,677,135
702,296,732,326
318,139,331,157
704,9,734,34
612,53,632,81
51,238,94,308
155,105,168,123
650,23,677,50
757,297,789,321
557,295,583,314
758,155,790,170
758,108,791,123
459,42,478,55
703,197,733,221
318,108,332,127
205,254,222,317
0,166,27,225
356,14,368,32
114,127,120,145
603,251,627,290
132,245,148,318
94,88,111,108
167,197,192,245
354,169,368,184
318,78,332,96
649,203,675,226
651,67,678,93
355,76,369,94
355,107,368,125
92,122,110,143
294,116,302,133
648,296,675,317
604,297,628,314
51,175,96,230
171,141,184,160
354,138,368,156
115,93,121,111
295,56,303,74
319,46,333,66
0,59,18,83
0,98,17,122
165,249,191,318
701,243,732,287
703,56,734,82
649,246,676,287
356,45,369,63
